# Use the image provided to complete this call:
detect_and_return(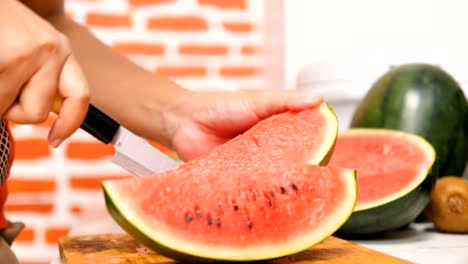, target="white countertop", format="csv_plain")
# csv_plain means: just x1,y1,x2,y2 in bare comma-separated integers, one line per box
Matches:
63,203,468,264
351,223,468,264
